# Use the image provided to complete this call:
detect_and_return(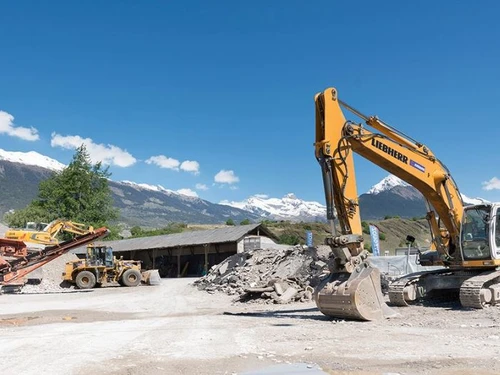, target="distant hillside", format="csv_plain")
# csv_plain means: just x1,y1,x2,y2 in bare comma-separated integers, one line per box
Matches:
263,218,432,254
0,160,56,216
0,159,260,227
0,148,490,227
